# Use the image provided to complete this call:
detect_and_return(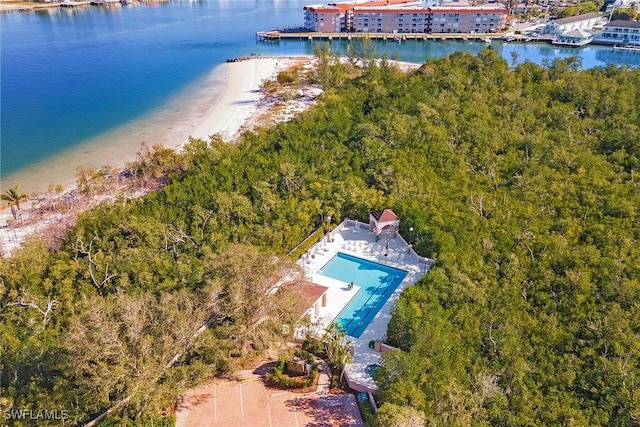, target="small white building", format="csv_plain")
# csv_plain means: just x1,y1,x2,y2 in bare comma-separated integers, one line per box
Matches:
592,20,640,46
540,12,603,35
283,280,330,341
552,28,594,46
